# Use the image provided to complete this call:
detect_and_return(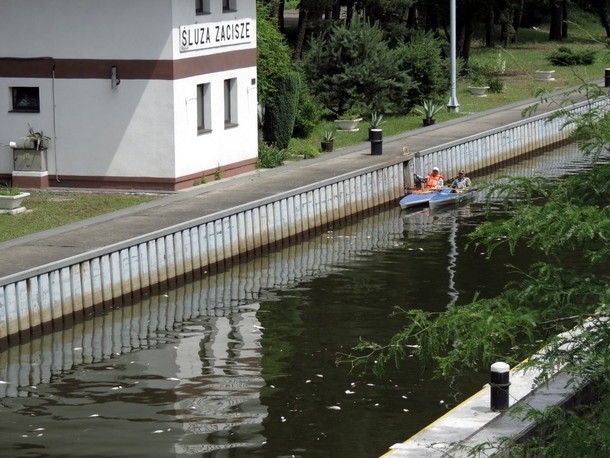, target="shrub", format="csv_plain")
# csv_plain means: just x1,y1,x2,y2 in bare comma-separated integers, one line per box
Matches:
292,75,322,138
467,52,506,93
263,72,299,149
395,32,450,111
488,79,505,93
288,145,321,159
257,143,288,169
303,18,415,116
547,47,596,66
